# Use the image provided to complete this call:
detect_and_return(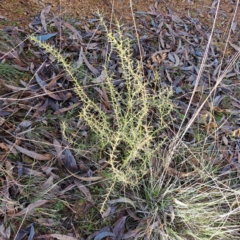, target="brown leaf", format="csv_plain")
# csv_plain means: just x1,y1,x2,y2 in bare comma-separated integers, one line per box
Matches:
35,73,63,100
41,176,60,197
94,87,111,110
22,167,45,177
46,73,61,89
2,163,15,216
8,200,48,217
126,208,141,221
13,58,27,67
59,183,76,195
0,223,11,240
0,117,5,126
0,79,29,91
0,154,7,161
53,139,63,166
74,179,93,203
35,217,56,227
122,228,142,239
54,102,80,114
82,51,99,75
63,148,78,172
231,100,240,109
0,50,20,60
36,234,77,240
229,41,240,52
5,139,52,160
40,5,51,32
101,206,111,219
113,216,127,240
222,135,228,146
108,197,136,209
42,176,54,190
72,47,83,69
66,168,103,182
0,143,8,151
44,89,63,101
6,143,18,155
63,22,83,42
